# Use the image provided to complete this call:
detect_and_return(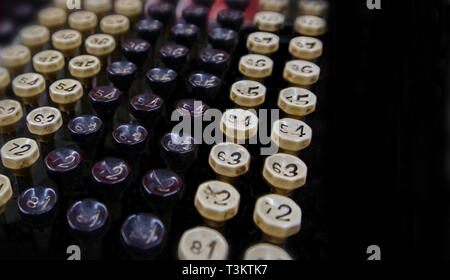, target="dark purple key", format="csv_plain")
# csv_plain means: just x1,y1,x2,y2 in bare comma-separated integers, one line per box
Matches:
141,169,183,206
192,0,215,7
67,198,109,234
89,86,121,117
182,5,209,28
198,48,230,75
122,39,151,67
160,133,198,173
92,157,131,188
107,61,138,92
112,124,148,153
120,213,166,257
159,44,189,69
136,19,163,44
170,23,199,48
68,115,103,146
146,68,177,98
18,186,57,223
186,72,221,104
208,27,237,51
146,2,174,24
175,98,209,119
225,0,249,10
217,9,244,30
45,148,82,181
129,93,164,123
